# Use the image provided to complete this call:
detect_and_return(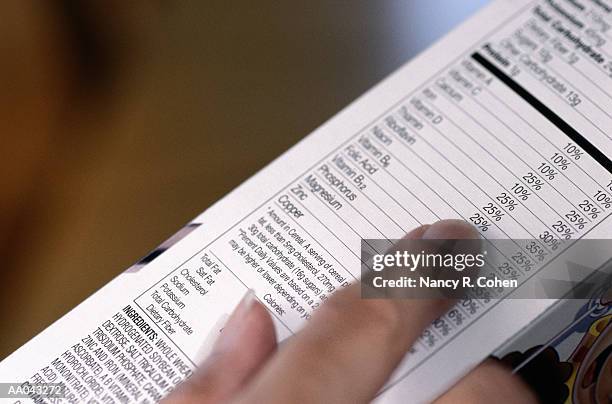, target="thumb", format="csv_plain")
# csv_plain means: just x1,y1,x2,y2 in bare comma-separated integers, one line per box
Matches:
164,291,277,403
